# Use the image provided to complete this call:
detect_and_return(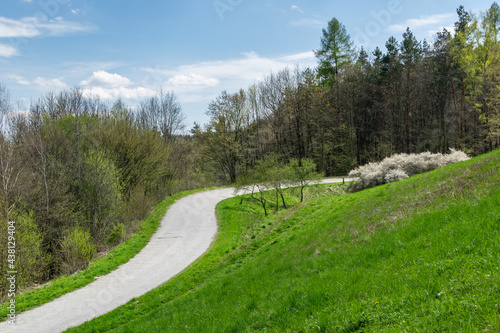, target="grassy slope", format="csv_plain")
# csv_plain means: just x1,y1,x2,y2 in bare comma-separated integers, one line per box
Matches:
0,188,213,321
71,150,500,332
